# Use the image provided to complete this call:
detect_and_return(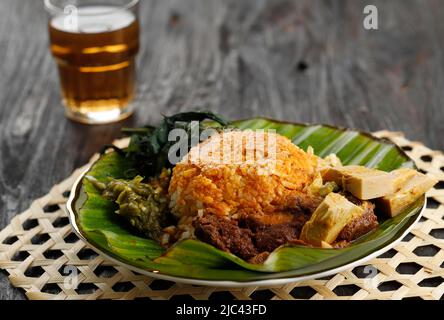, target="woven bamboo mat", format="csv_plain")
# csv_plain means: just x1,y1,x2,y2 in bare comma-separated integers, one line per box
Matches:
0,131,443,300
